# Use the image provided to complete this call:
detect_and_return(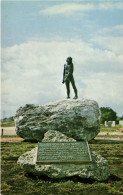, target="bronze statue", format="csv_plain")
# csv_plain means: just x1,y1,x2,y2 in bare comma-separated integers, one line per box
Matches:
62,57,78,99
